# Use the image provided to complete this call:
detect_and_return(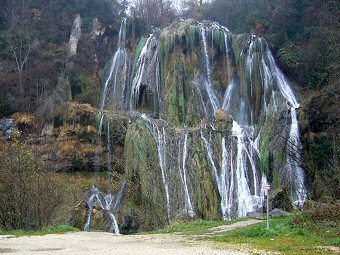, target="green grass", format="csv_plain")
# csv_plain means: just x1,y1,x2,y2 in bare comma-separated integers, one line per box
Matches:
145,213,339,254
144,218,248,235
212,216,340,255
0,224,79,237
